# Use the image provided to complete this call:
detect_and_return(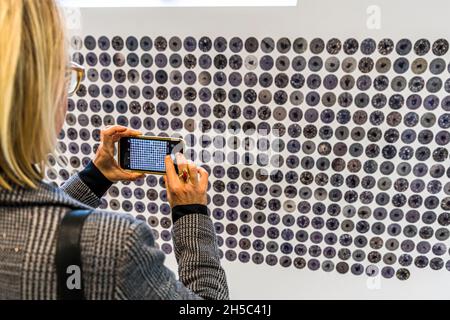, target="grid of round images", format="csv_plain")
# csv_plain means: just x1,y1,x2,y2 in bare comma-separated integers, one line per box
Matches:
47,36,450,280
